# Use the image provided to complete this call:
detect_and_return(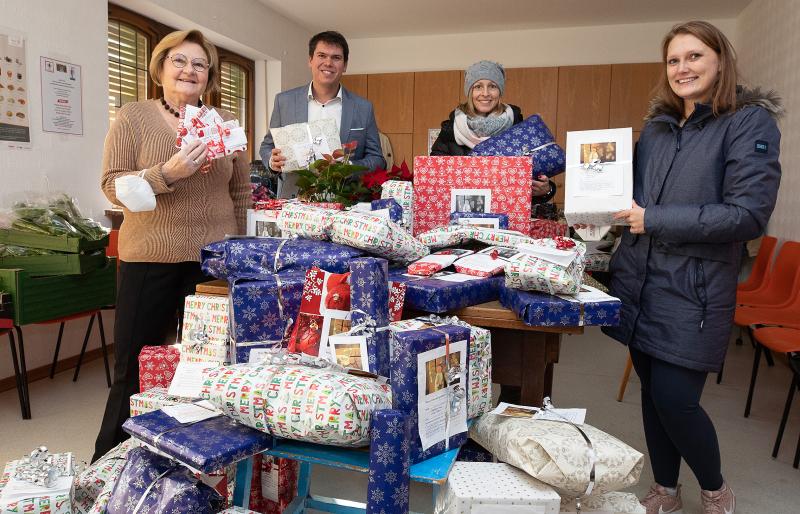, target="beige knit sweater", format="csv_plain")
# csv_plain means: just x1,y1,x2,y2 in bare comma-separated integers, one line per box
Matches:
101,100,251,263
